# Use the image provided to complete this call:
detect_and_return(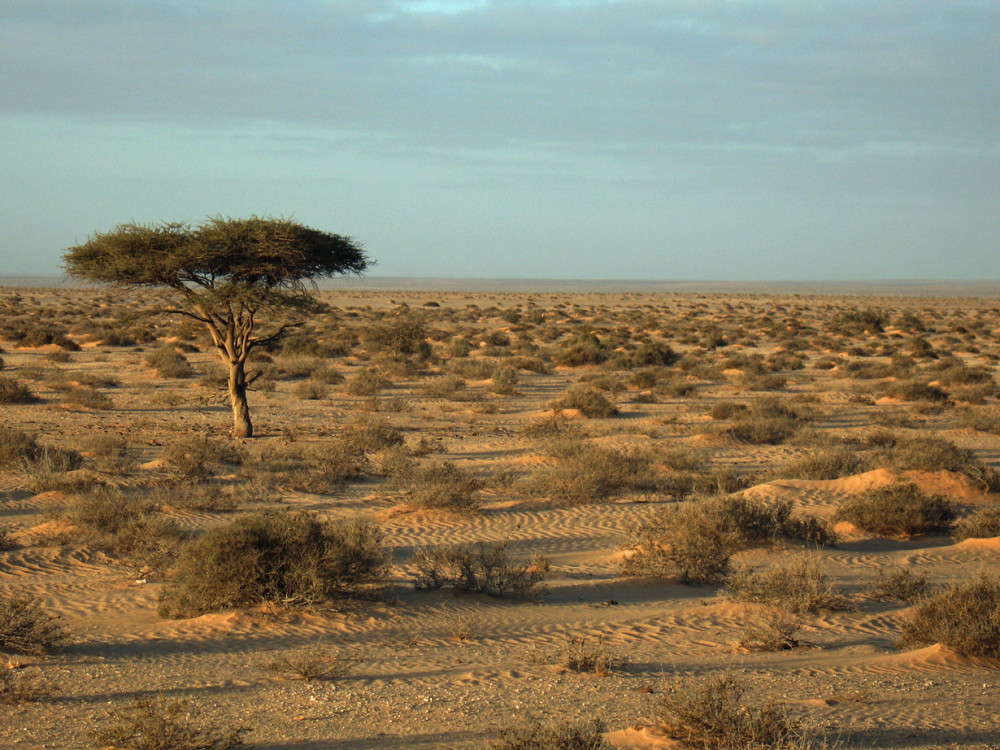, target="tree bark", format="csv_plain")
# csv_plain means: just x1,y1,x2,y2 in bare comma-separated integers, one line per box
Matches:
228,359,253,438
